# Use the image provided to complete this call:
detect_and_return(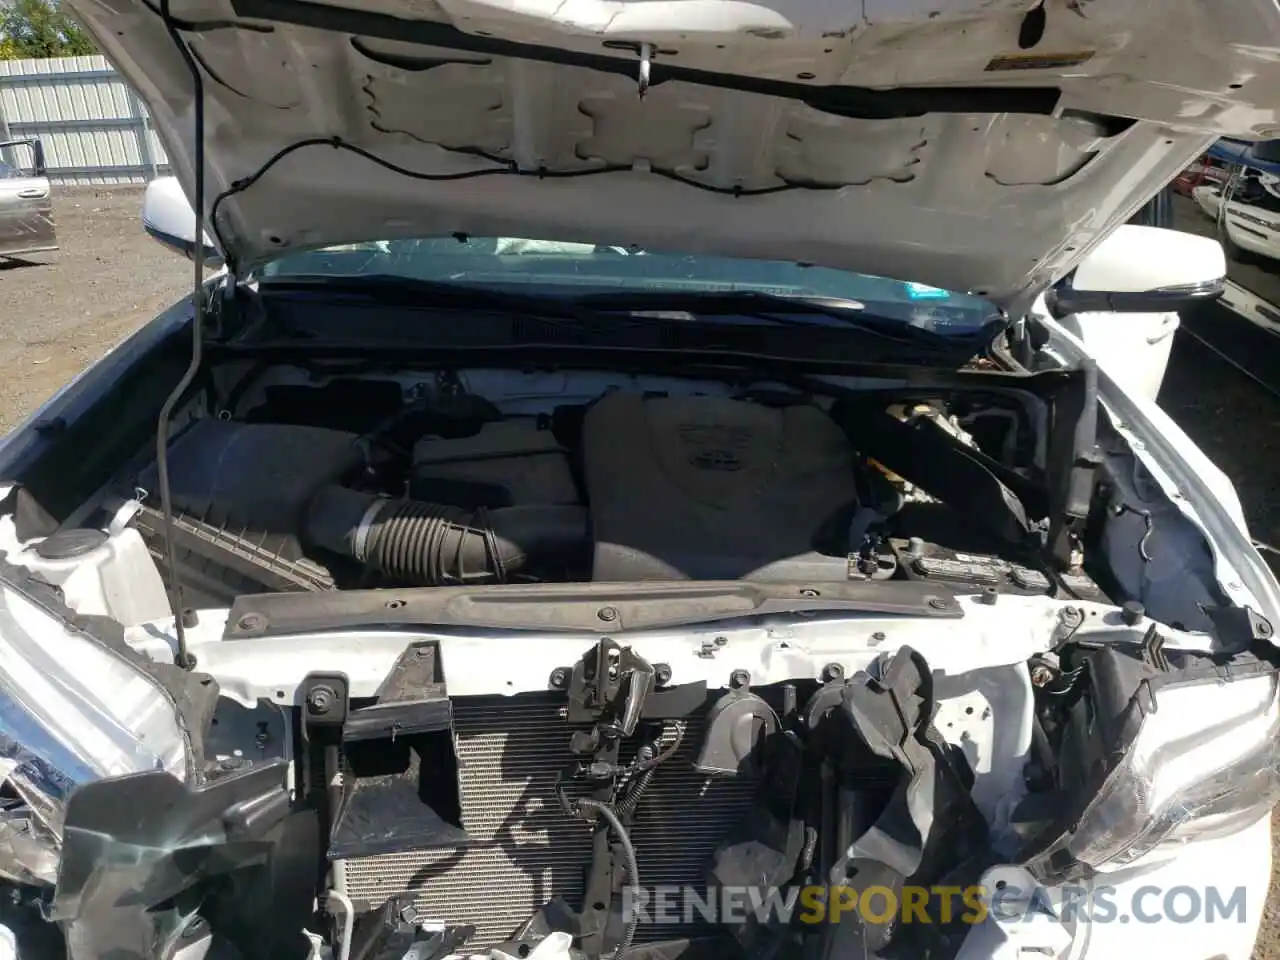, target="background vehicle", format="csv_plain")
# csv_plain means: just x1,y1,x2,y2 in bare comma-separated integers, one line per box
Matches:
1174,152,1231,197
0,138,55,259
1193,181,1224,219
1219,167,1280,263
